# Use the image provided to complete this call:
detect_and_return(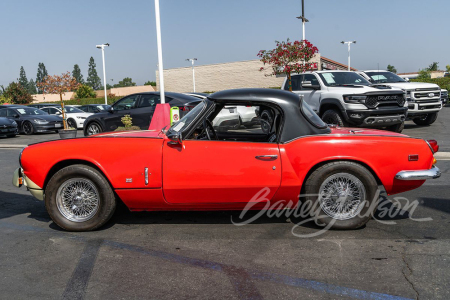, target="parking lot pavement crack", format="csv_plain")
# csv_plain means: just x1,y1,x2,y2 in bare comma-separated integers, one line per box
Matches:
401,245,420,300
